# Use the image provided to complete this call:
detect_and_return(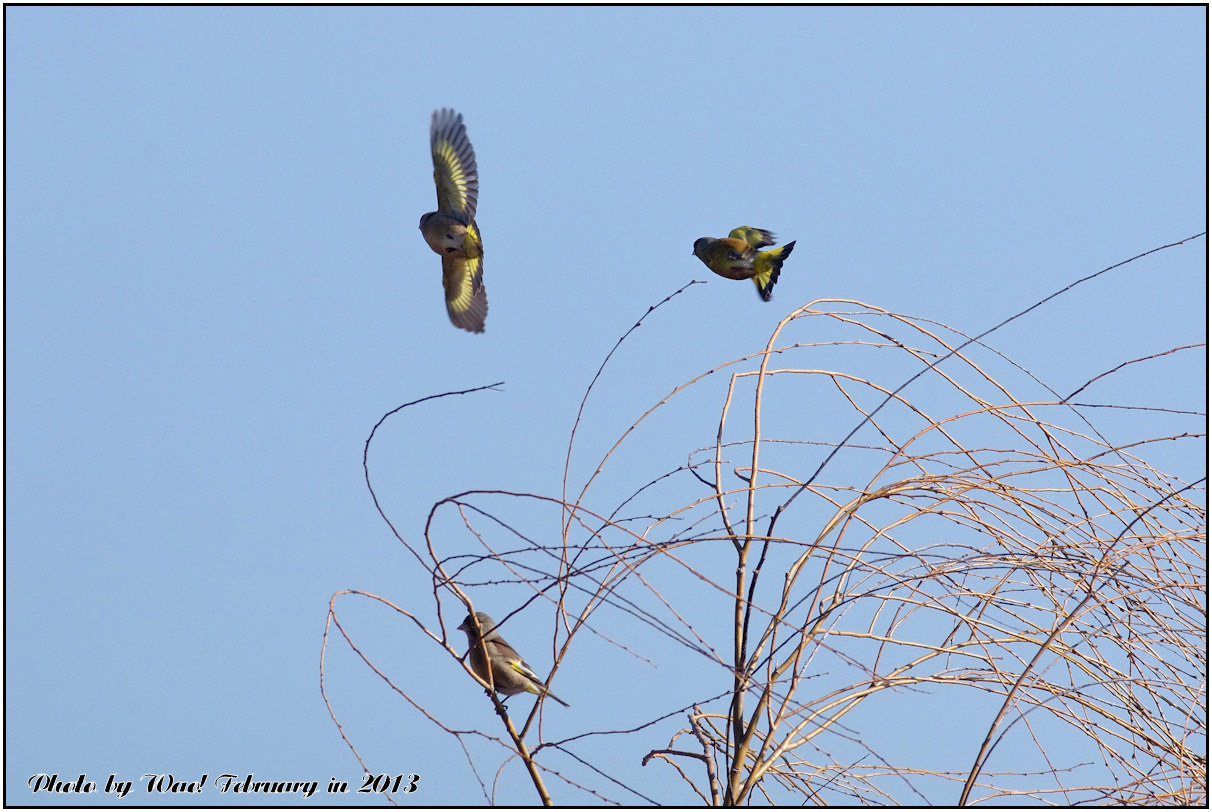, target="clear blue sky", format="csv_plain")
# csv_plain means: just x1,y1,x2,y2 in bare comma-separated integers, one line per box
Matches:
6,6,1205,806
